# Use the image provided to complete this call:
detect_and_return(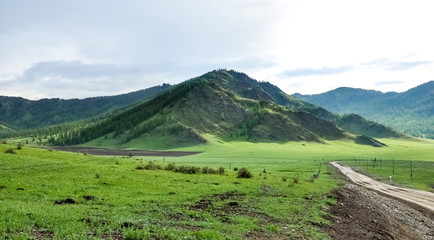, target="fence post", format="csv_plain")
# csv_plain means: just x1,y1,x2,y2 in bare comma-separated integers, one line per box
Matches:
410,159,413,179
392,159,395,174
